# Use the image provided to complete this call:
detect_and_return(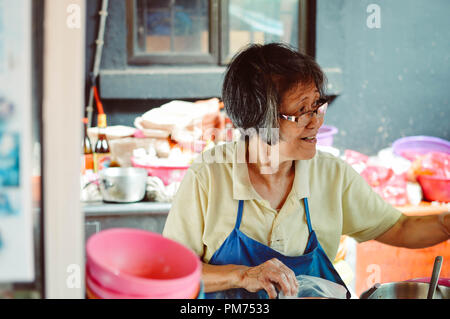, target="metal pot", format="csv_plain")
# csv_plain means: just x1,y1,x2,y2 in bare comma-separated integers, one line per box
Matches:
99,167,148,203
360,282,450,299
